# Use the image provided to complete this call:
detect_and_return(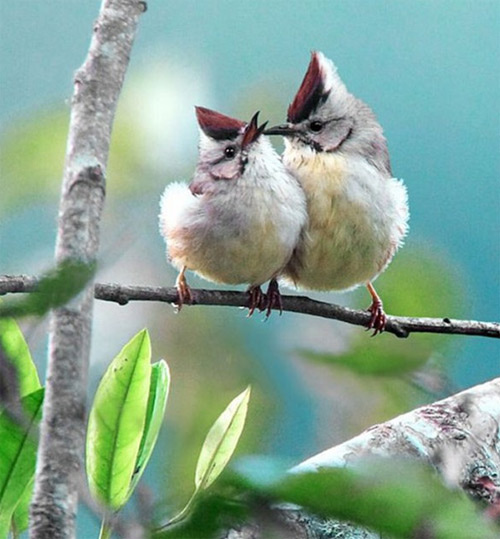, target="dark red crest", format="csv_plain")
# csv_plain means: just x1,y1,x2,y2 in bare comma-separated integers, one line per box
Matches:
195,106,245,141
287,52,330,123
241,112,268,148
